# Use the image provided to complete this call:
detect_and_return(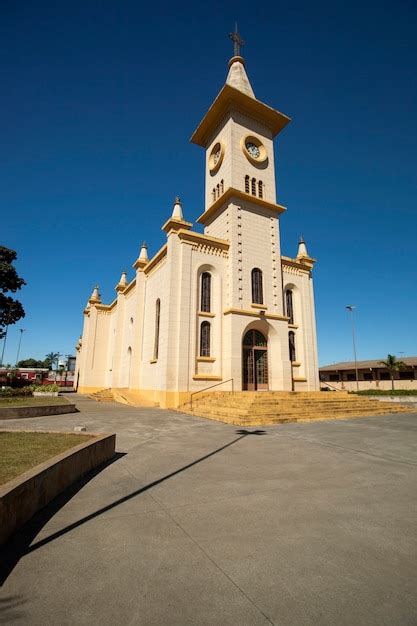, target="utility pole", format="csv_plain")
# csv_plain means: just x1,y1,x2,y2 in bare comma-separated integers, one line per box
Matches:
15,328,26,366
346,305,359,393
